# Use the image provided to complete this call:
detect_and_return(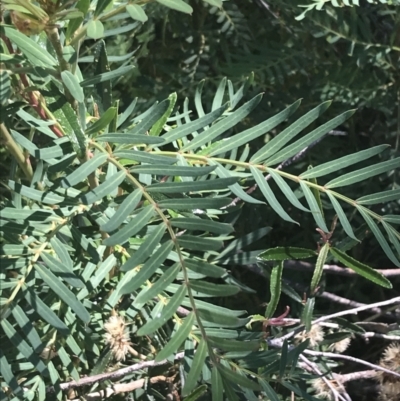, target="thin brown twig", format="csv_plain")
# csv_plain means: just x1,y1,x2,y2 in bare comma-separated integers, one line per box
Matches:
46,352,185,394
